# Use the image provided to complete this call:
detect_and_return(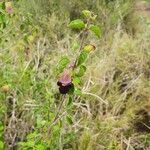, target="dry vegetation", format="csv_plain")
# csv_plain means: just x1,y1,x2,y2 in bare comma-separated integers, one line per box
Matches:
0,0,150,149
